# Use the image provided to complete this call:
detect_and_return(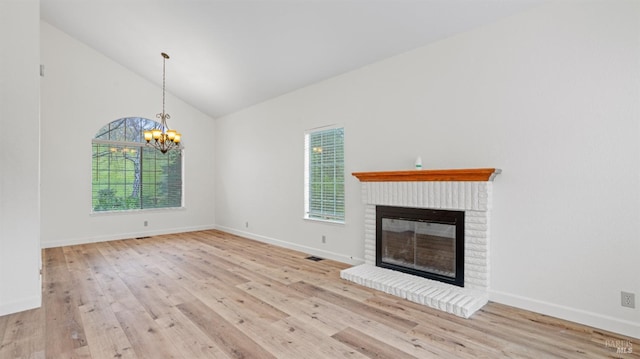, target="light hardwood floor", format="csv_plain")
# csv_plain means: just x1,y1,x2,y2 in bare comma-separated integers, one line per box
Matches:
0,229,637,358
